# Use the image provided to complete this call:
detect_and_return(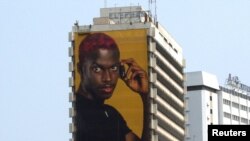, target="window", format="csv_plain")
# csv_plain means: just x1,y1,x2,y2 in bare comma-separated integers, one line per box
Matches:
134,12,140,18
232,115,240,121
223,112,231,118
120,13,124,18
223,99,231,106
232,102,239,108
241,118,248,124
240,105,248,111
